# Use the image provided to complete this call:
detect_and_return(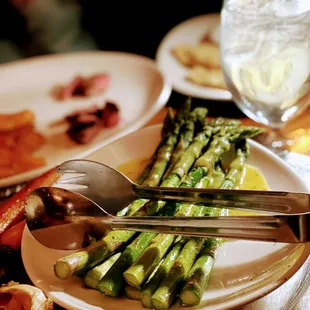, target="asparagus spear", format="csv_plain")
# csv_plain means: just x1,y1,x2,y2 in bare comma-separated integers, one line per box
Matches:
208,162,227,190
126,101,193,215
123,127,248,295
151,237,206,310
86,105,207,293
83,253,121,289
123,176,211,289
161,107,174,141
156,172,213,218
143,99,191,187
134,107,208,218
54,230,137,280
146,123,257,216
139,166,224,309
134,106,174,187
179,141,249,307
117,147,163,216
97,172,211,297
220,140,249,190
94,107,210,293
125,285,141,300
53,104,191,280
163,107,208,179
141,241,185,308
125,167,223,309
145,119,234,216
97,231,158,296
178,238,220,307
180,126,259,188
96,181,208,298
150,145,252,310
